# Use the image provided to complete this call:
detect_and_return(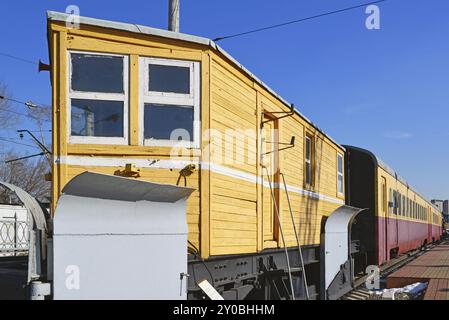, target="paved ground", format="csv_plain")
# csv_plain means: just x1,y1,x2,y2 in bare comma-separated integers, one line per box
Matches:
387,241,449,300
0,256,28,300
